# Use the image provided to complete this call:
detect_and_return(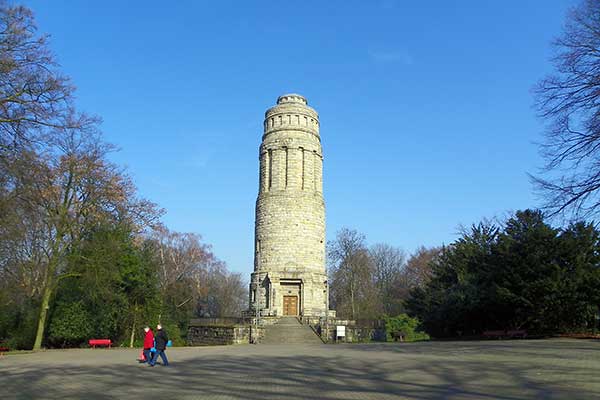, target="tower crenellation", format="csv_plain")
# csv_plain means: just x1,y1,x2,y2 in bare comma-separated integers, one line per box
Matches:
263,93,320,139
